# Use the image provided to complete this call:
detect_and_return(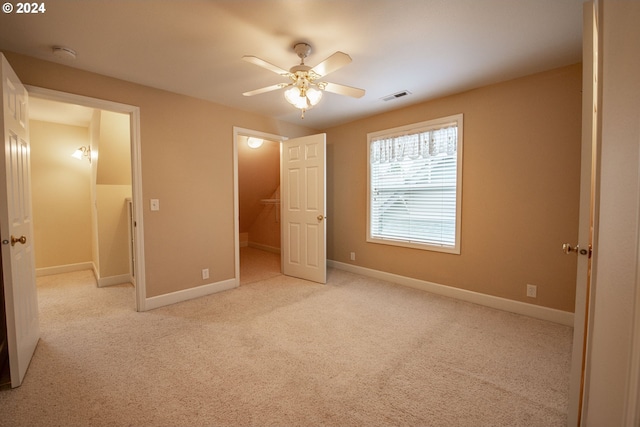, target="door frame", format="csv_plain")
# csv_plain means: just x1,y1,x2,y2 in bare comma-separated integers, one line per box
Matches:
567,2,599,423
27,86,147,311
232,127,287,283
